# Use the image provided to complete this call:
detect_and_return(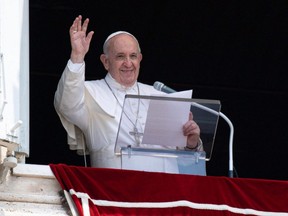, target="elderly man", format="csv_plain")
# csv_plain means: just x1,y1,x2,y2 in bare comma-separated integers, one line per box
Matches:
54,15,202,170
